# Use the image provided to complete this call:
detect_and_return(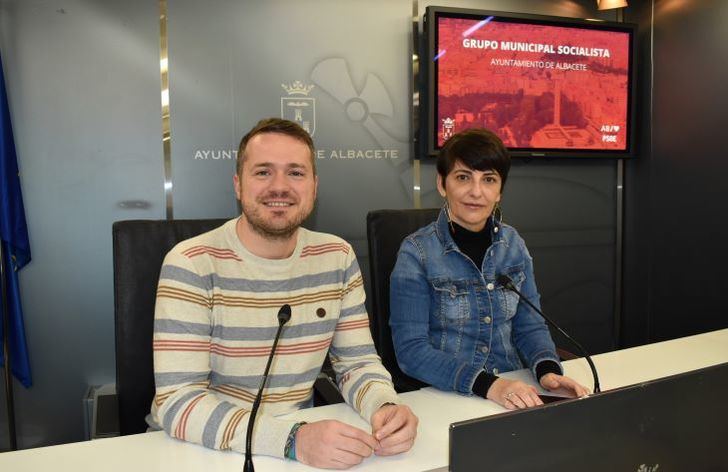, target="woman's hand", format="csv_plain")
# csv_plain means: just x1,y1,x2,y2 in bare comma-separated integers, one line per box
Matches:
486,378,543,409
539,373,590,398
